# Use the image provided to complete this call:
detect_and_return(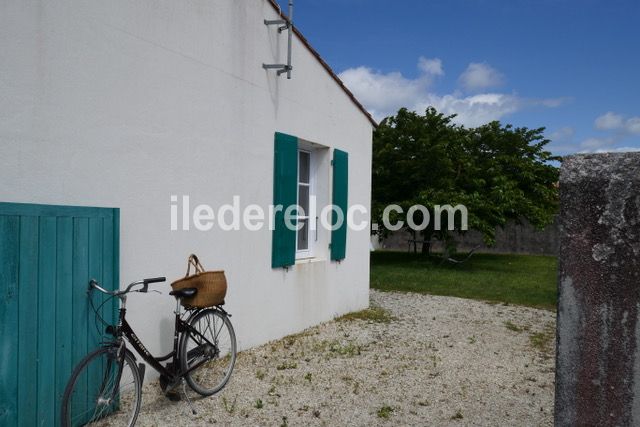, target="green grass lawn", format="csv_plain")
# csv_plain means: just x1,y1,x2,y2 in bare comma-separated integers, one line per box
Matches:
370,251,558,310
